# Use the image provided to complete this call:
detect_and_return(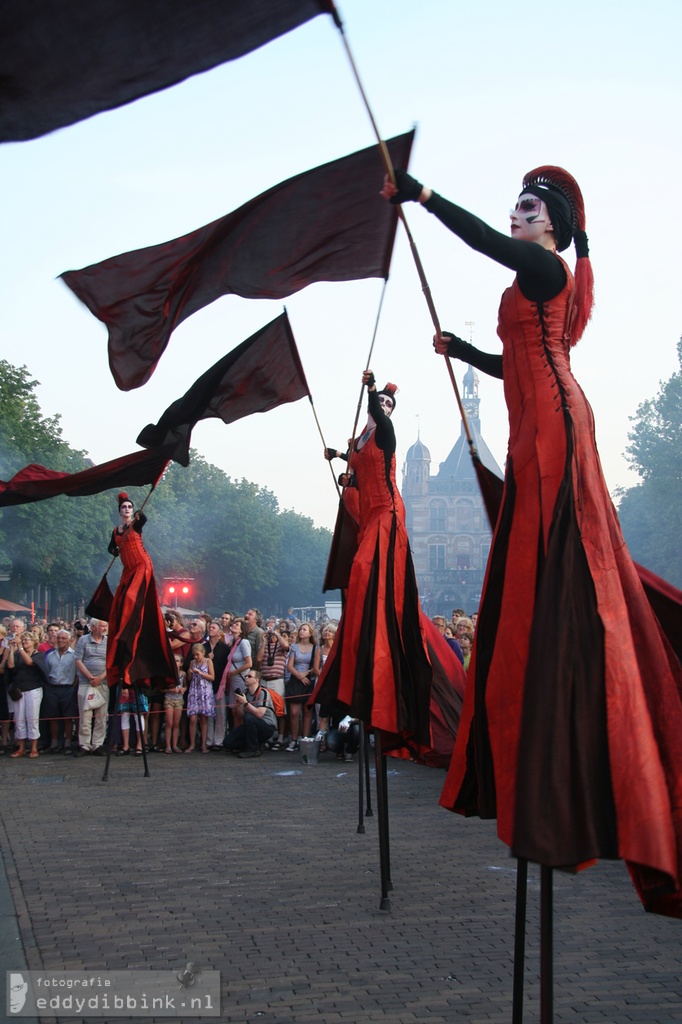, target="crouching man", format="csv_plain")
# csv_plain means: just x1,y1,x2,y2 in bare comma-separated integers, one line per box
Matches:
223,670,277,759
